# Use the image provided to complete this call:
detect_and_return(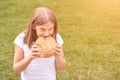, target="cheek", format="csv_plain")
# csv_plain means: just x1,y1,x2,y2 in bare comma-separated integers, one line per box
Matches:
35,30,44,37
50,29,54,34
